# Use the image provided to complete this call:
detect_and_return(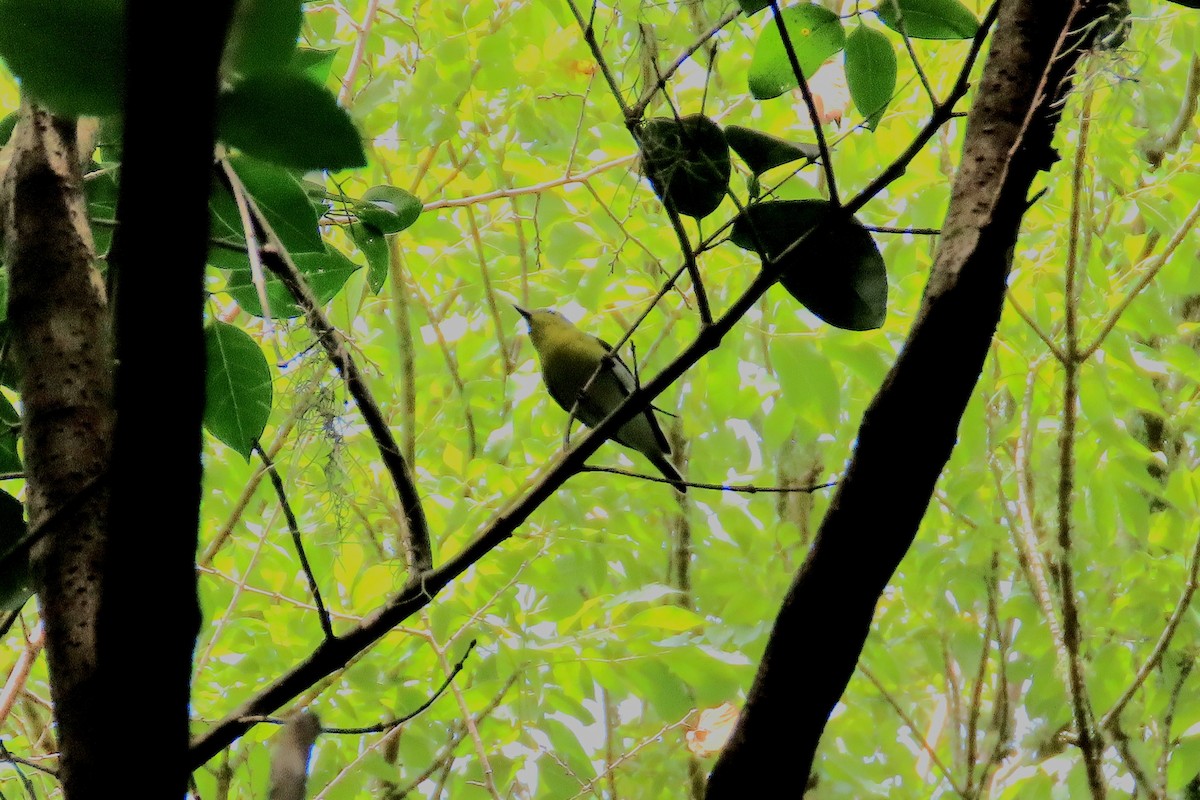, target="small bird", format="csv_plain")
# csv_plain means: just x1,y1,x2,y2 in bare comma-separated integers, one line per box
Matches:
515,306,685,491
